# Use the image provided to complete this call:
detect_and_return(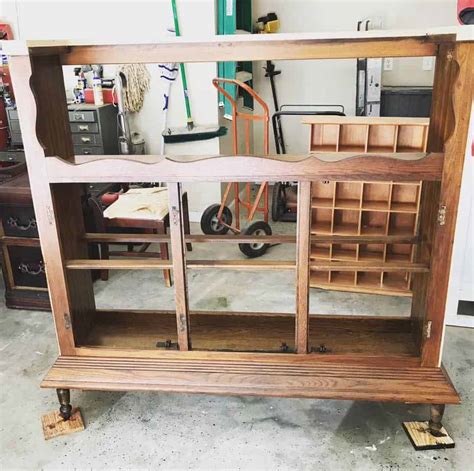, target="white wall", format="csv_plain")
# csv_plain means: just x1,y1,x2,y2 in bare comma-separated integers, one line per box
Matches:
0,0,222,218
252,0,459,154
